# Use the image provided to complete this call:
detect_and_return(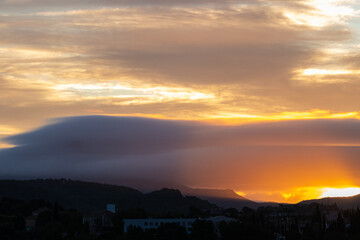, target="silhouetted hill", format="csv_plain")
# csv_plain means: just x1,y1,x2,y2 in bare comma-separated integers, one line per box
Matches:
299,194,360,209
107,179,277,210
181,187,248,200
180,186,278,210
0,179,217,213
0,179,142,212
123,188,218,213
